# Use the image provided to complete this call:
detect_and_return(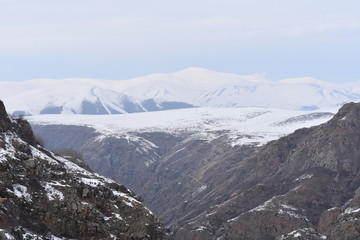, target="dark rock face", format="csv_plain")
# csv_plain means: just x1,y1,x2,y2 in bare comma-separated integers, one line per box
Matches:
0,100,11,132
176,102,360,239
0,101,167,239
